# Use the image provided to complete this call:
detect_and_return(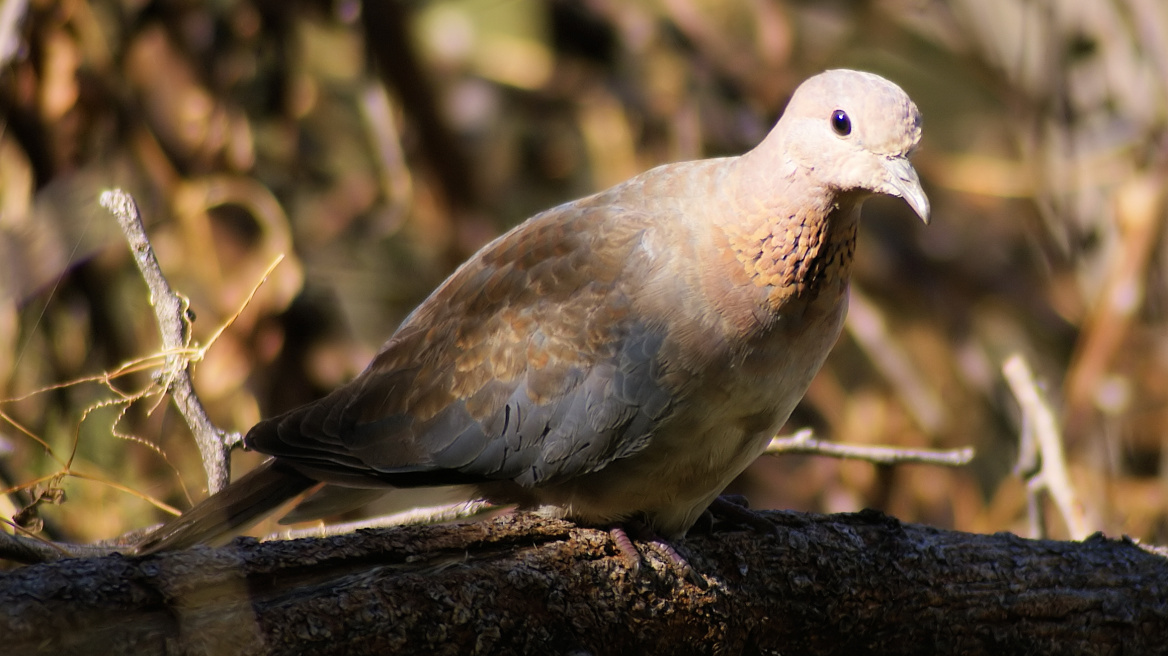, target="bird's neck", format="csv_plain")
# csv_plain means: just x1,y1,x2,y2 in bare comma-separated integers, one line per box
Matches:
716,161,862,314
